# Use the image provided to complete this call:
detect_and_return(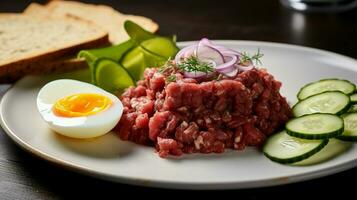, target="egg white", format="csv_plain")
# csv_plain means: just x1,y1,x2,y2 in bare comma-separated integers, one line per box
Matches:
37,79,123,139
